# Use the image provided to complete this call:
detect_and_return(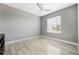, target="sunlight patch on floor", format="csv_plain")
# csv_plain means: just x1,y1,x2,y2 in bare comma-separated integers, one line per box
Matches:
47,45,61,55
